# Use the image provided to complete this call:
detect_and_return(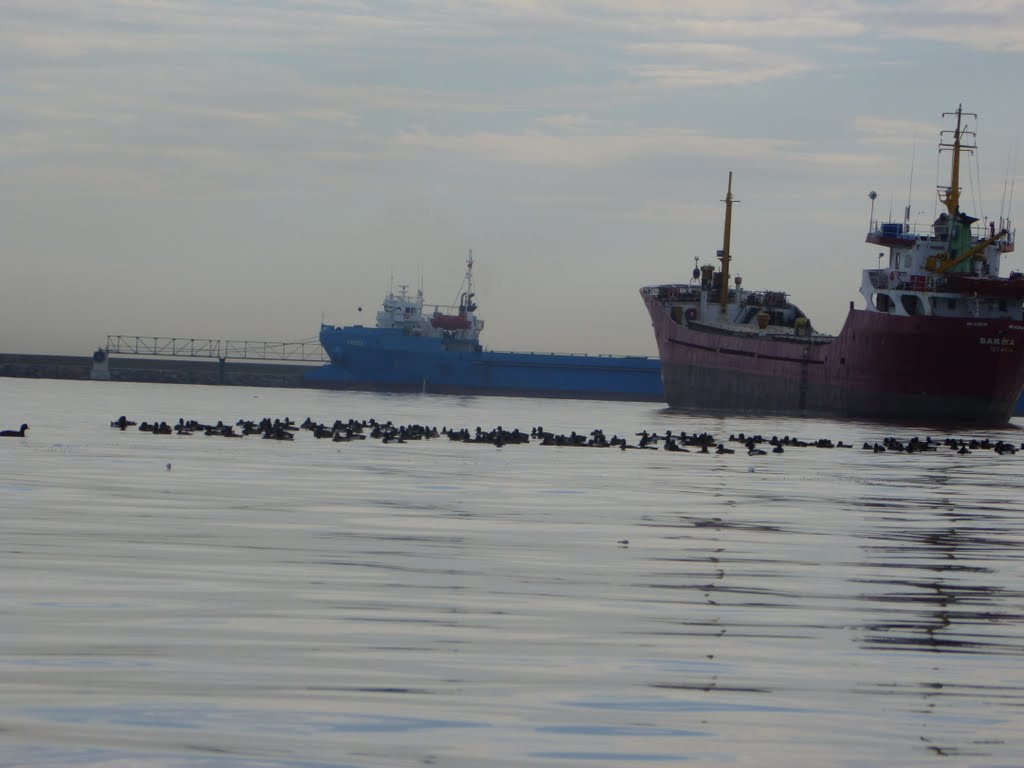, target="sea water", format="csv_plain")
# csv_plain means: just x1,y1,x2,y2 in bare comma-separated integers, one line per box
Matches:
2,377,1023,767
